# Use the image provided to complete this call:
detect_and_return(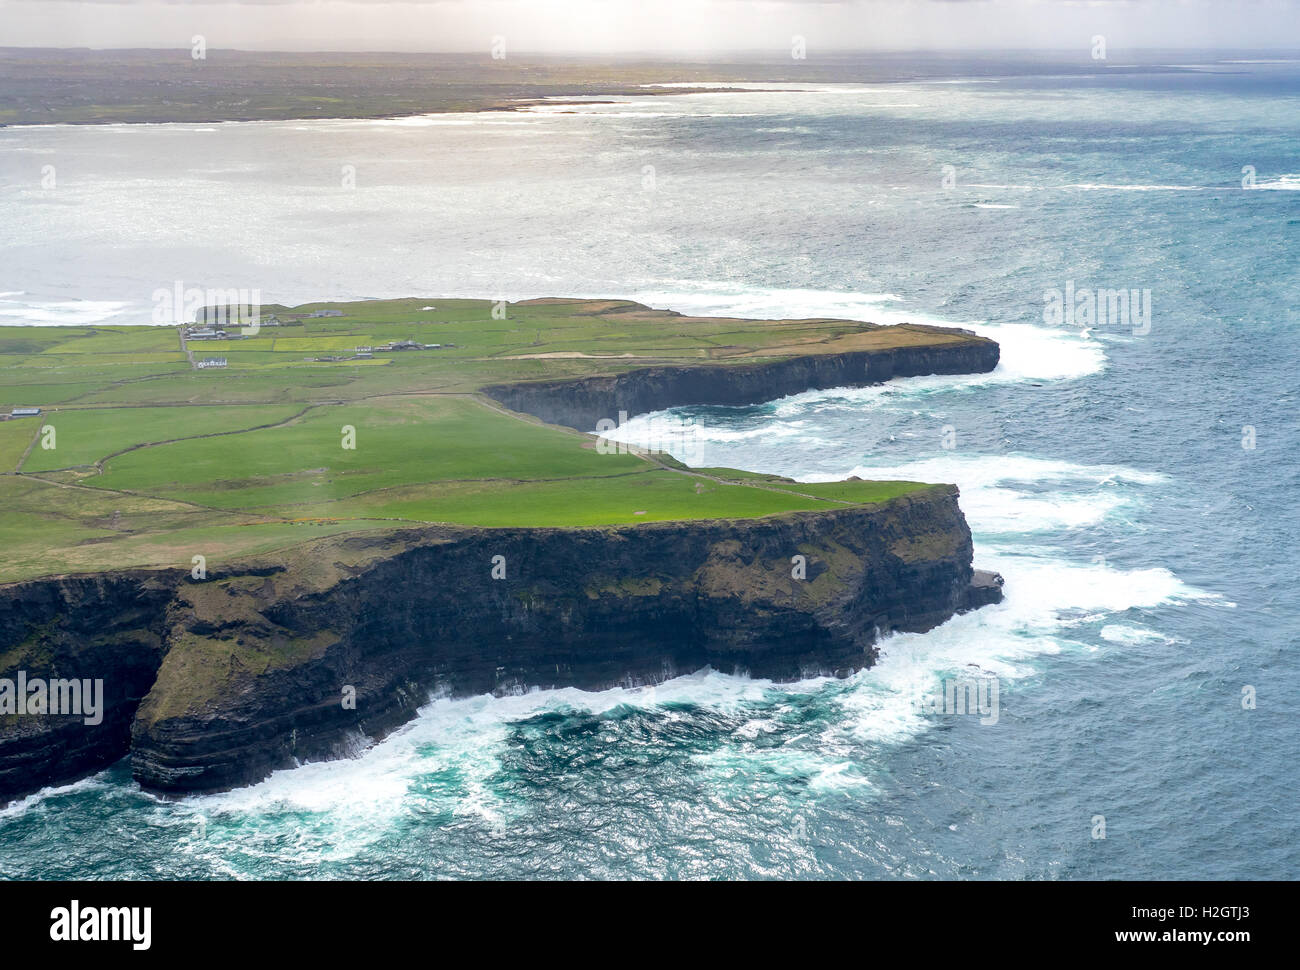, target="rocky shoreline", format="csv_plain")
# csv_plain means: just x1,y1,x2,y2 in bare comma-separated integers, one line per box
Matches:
0,333,1004,803
482,332,1000,431
2,488,1000,802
